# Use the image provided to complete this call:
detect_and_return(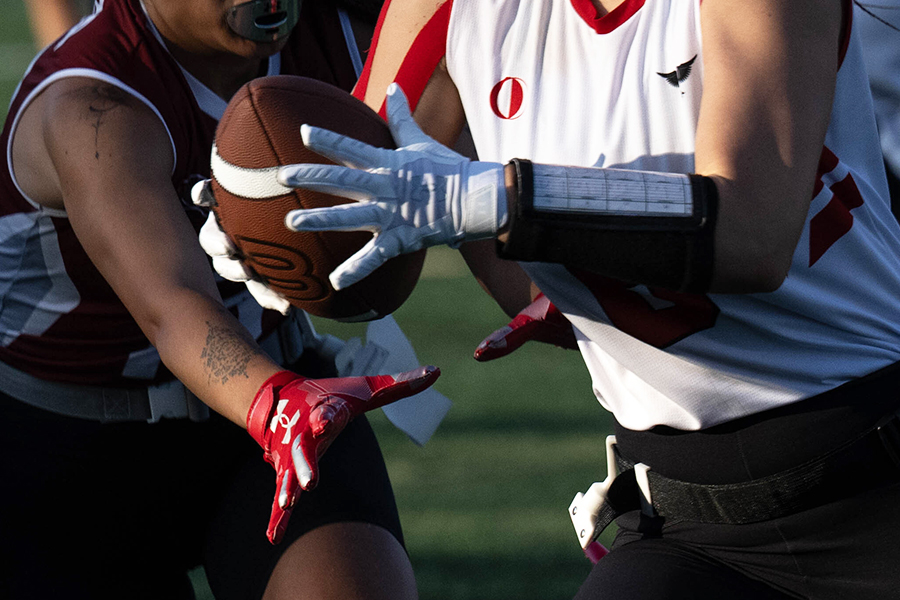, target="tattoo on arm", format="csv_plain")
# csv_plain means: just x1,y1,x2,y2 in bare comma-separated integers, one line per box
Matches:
70,83,133,161
200,321,259,385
